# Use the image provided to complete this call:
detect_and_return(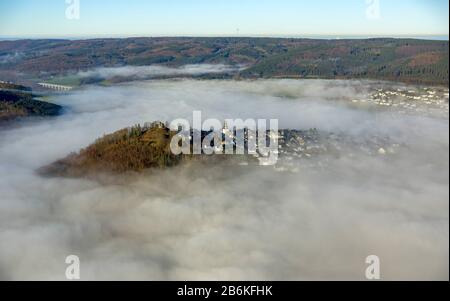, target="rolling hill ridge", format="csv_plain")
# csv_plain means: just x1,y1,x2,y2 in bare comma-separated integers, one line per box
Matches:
0,37,448,85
